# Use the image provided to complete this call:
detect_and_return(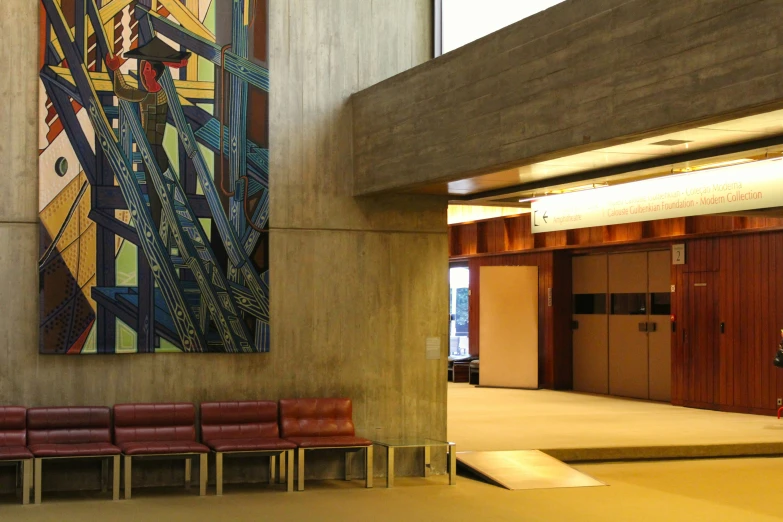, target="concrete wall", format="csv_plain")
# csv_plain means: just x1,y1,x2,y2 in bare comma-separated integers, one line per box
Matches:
353,0,783,194
0,0,447,488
